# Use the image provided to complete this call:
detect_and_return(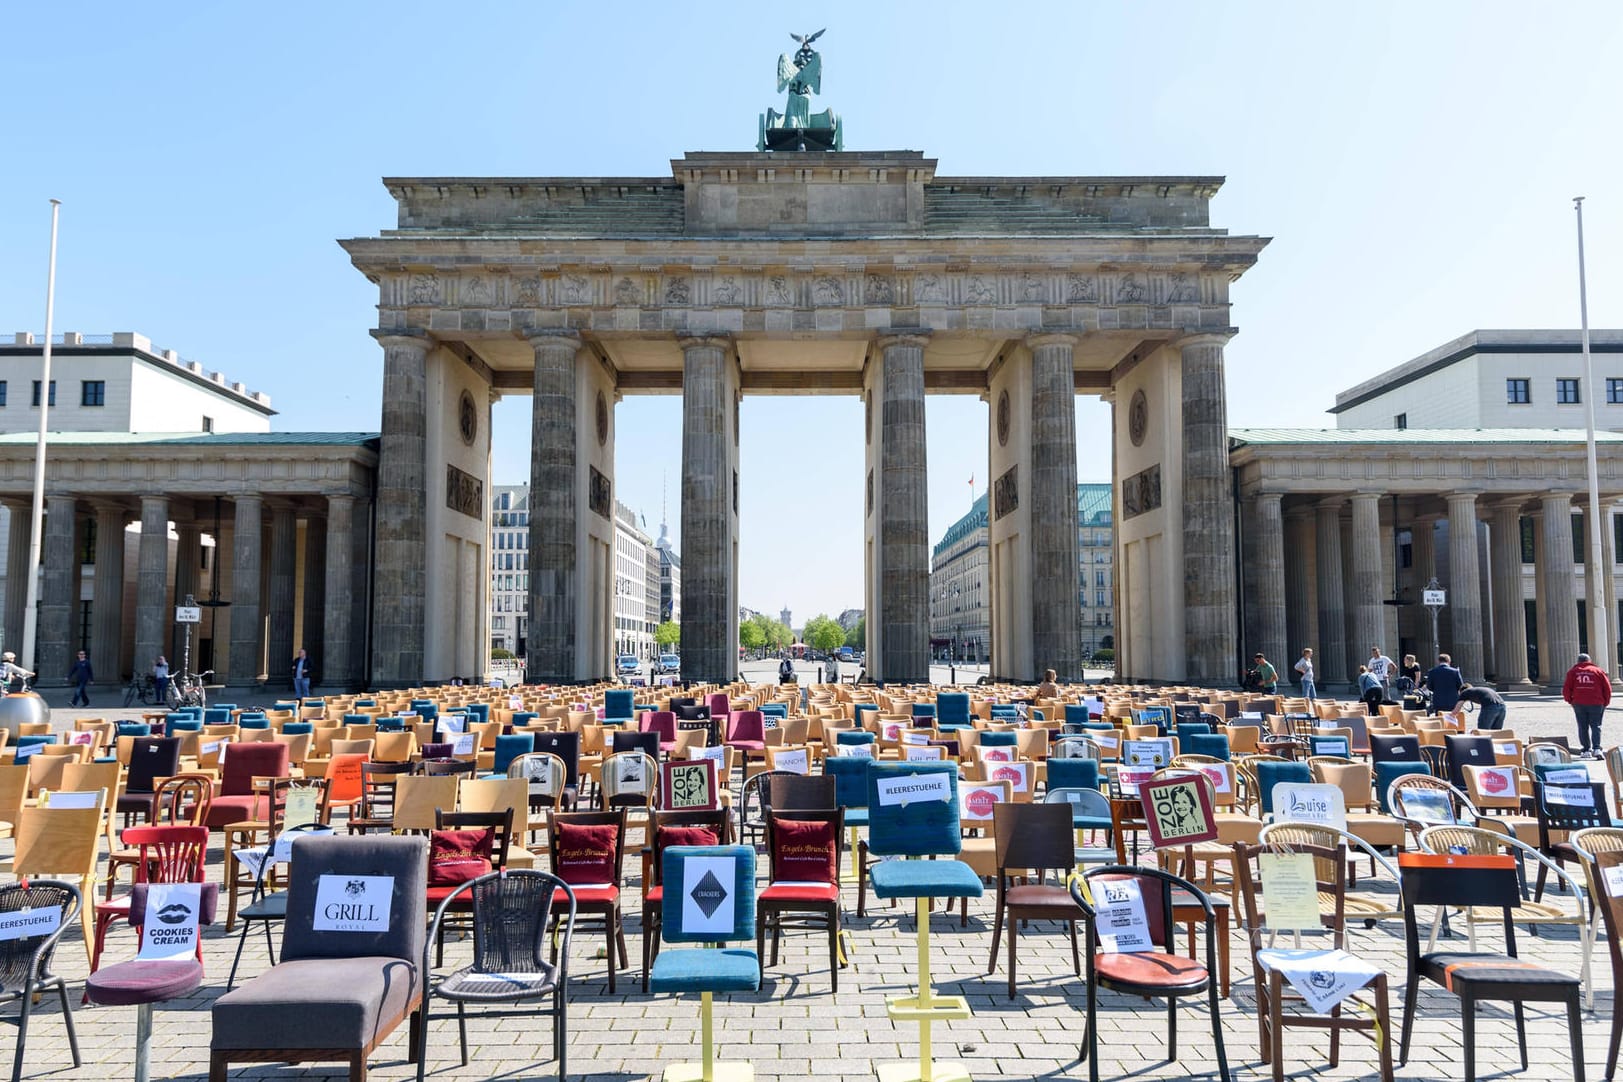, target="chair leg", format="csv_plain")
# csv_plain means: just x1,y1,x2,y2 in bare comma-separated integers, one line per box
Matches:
13,980,32,1082
457,1002,468,1067
416,997,429,1082
828,910,839,994
227,926,250,991
55,981,80,1071
1513,1000,1528,1070
133,1002,153,1082
1069,919,1081,977
756,908,768,978
1463,995,1476,1082
605,914,616,993
350,1050,367,1082
1535,861,1549,903
1209,978,1232,1082
1607,985,1622,1082
986,893,1005,976
1007,910,1018,1000
1256,973,1273,1068
1398,972,1419,1065
1167,991,1178,1060
1569,992,1588,1082
642,924,653,995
